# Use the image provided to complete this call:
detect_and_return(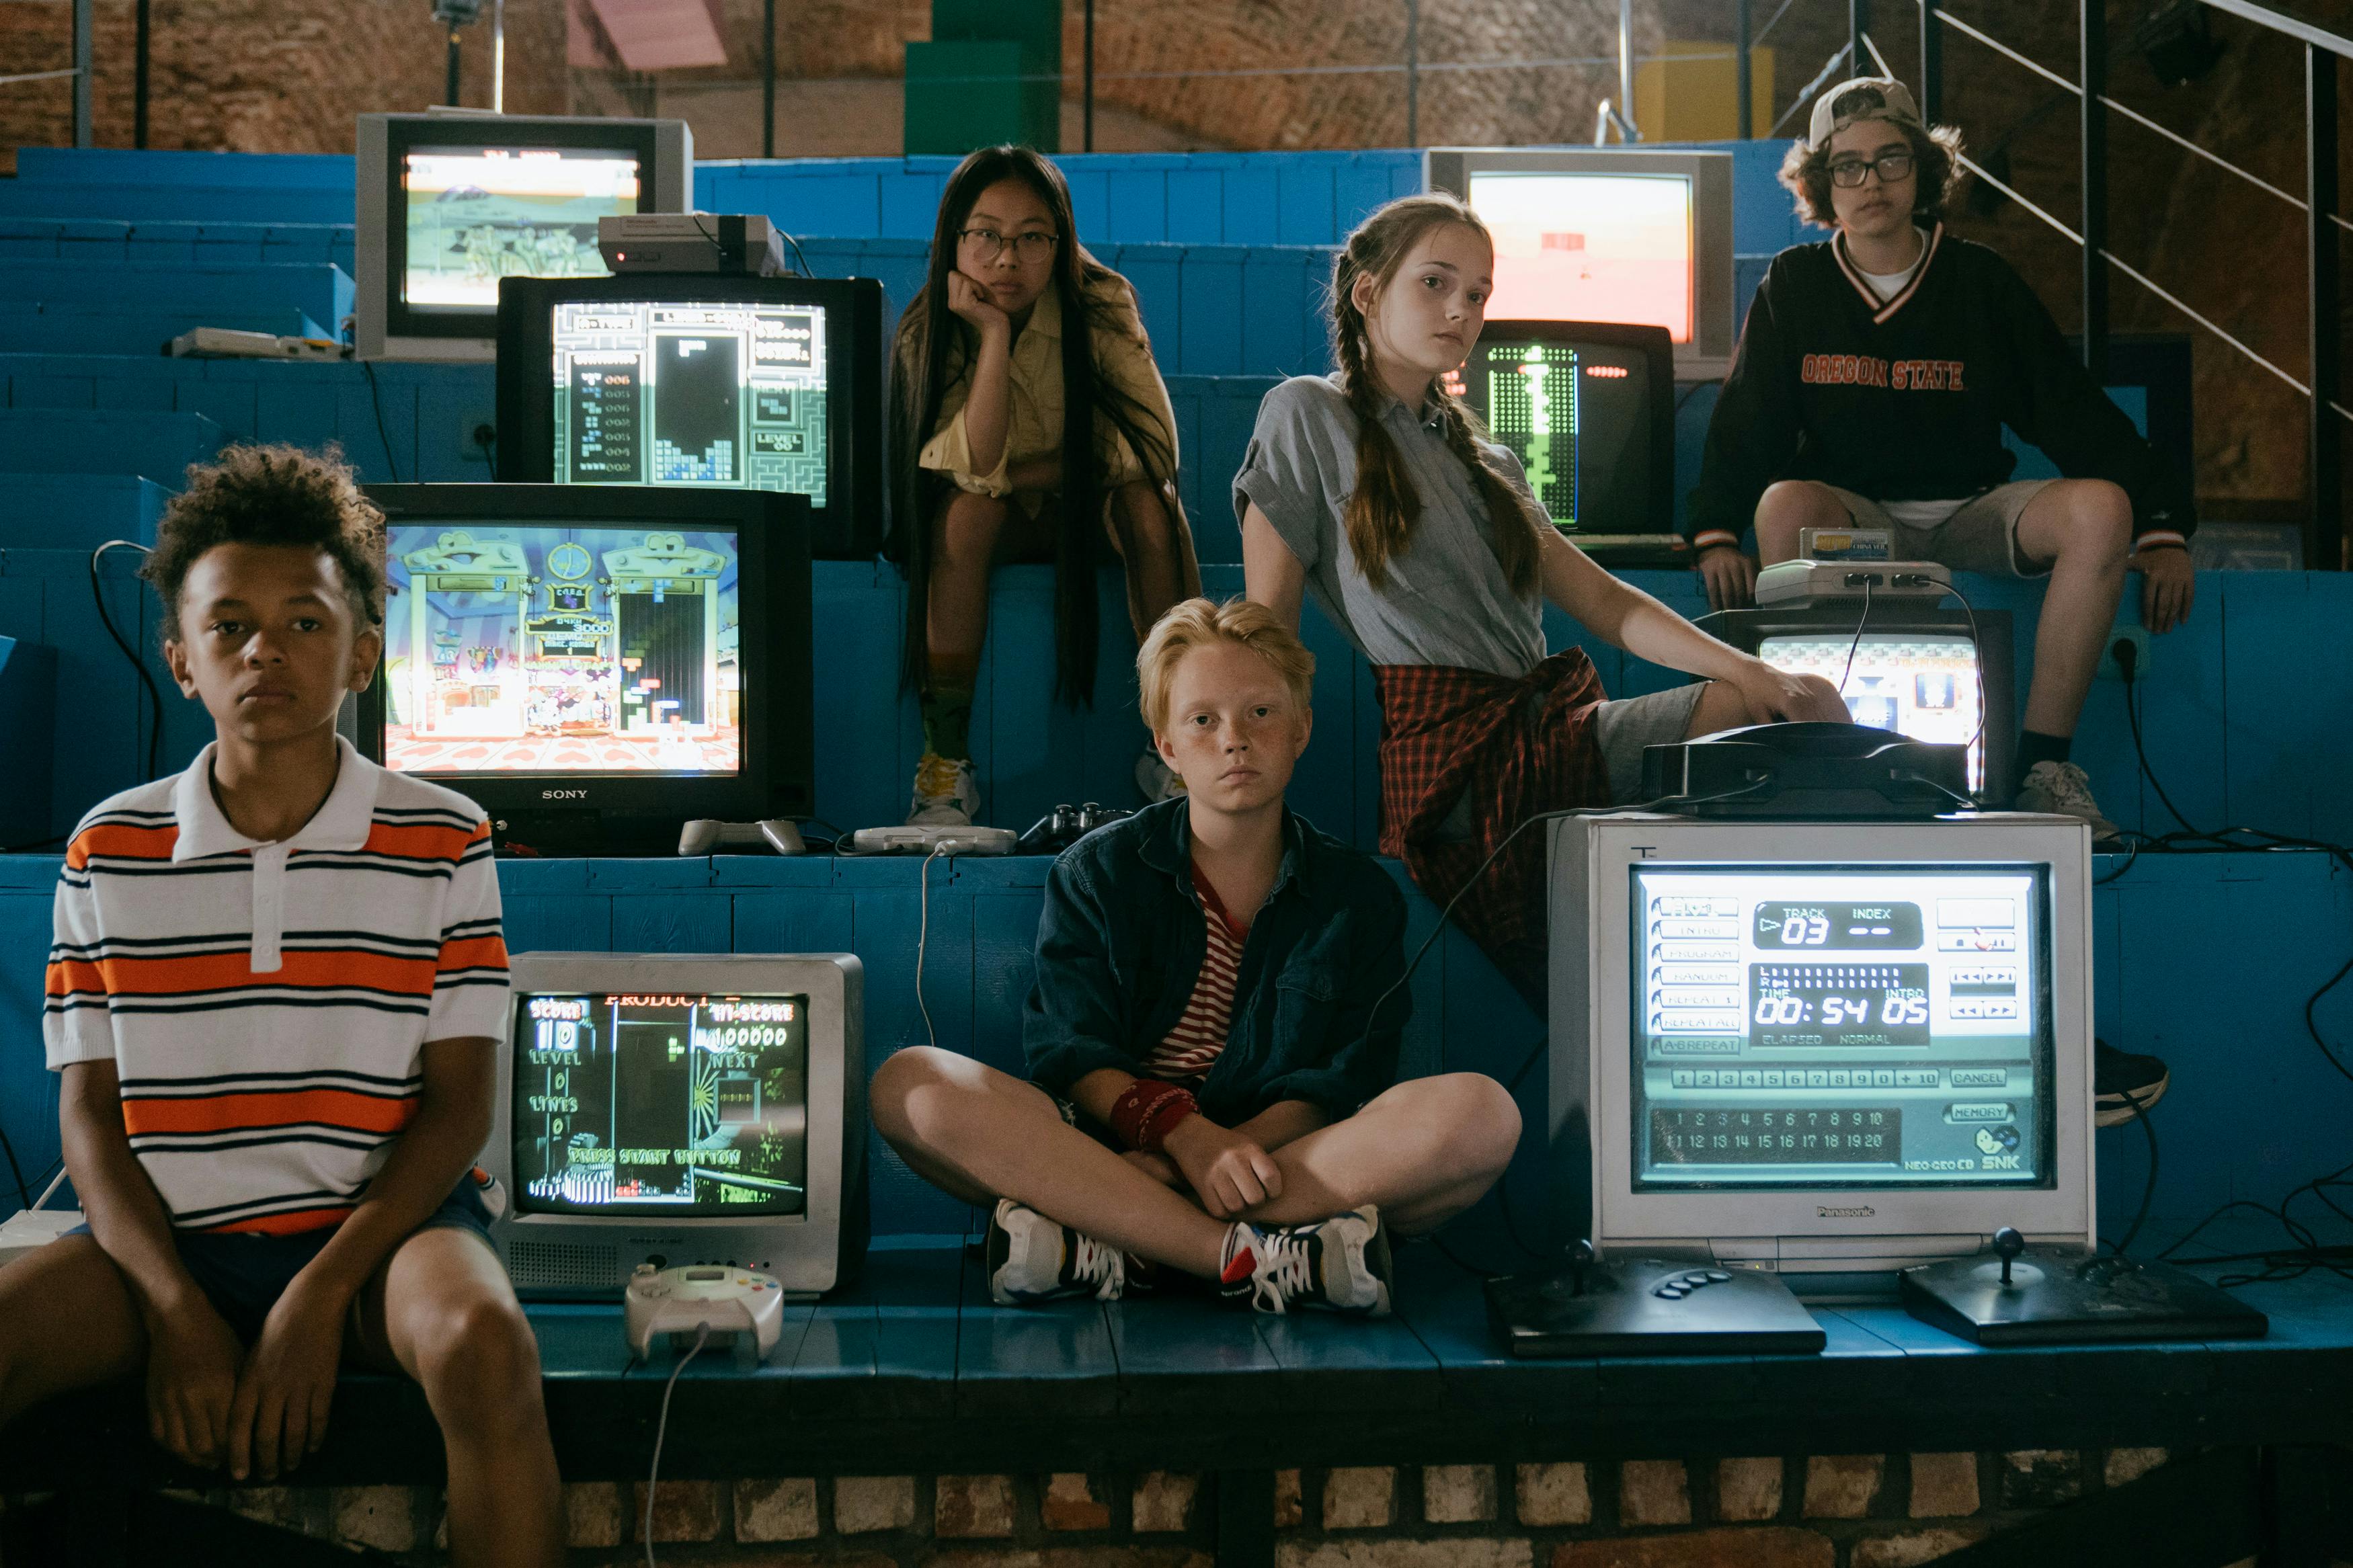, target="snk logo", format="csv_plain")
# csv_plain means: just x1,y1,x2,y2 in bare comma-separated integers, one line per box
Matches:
541,788,590,800
1818,1205,1876,1219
